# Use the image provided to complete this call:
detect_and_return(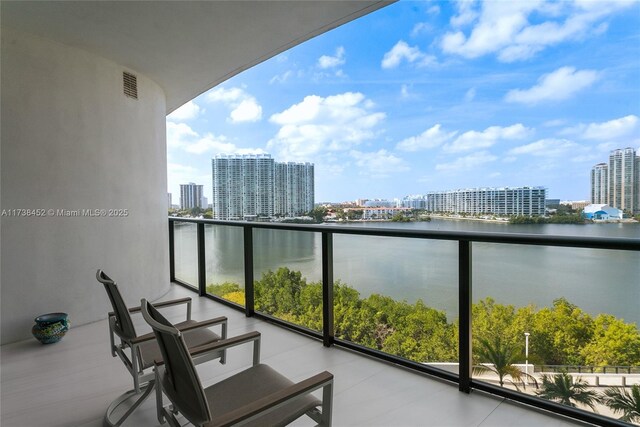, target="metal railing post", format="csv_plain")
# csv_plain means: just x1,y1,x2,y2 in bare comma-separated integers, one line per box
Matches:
244,225,255,317
322,232,334,347
459,240,472,393
168,219,175,282
197,222,206,296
